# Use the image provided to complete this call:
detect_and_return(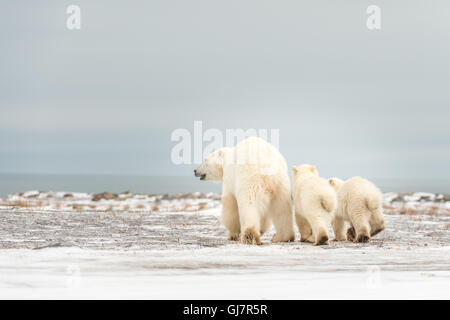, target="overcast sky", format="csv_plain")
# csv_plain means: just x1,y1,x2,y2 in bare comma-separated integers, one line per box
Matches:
1,1,449,181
